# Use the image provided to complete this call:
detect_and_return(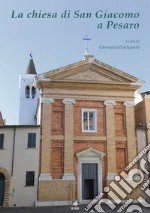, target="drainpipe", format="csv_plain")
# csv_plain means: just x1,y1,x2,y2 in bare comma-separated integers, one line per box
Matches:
11,127,16,177
36,88,43,205
145,123,150,201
